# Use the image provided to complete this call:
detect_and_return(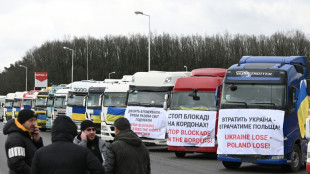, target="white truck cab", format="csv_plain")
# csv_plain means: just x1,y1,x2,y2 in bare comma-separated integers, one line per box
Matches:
101,77,132,141
3,93,15,123
125,71,190,145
